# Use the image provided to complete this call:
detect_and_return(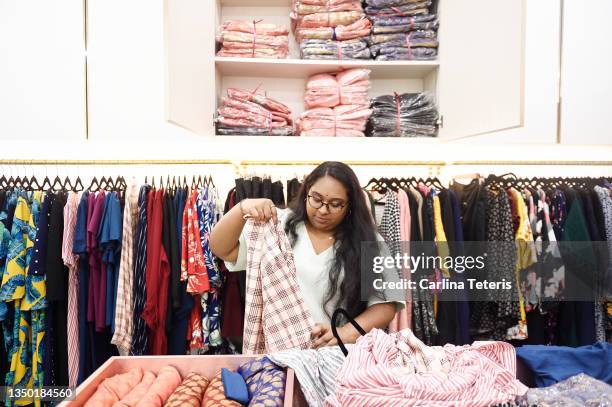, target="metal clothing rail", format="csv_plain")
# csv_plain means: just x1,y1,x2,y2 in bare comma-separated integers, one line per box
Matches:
0,159,610,166
452,160,612,166
0,159,233,165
